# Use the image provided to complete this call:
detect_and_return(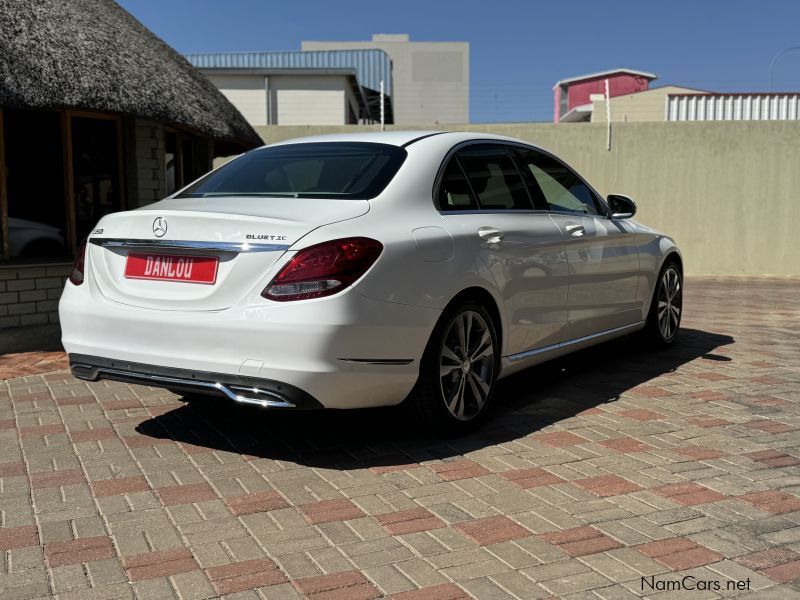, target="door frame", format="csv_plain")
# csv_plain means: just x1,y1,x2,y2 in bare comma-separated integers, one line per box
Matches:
65,110,126,254
0,108,8,260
